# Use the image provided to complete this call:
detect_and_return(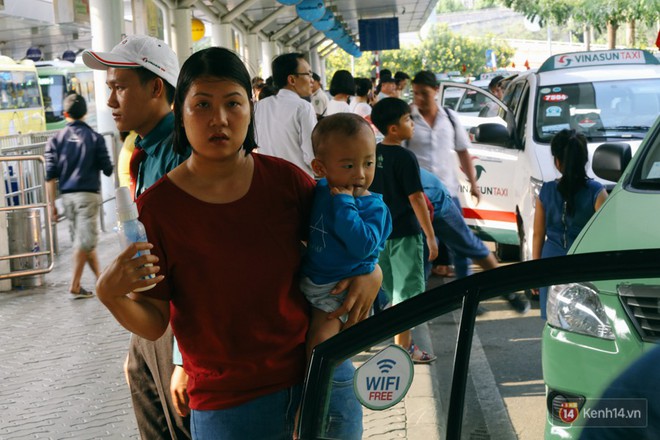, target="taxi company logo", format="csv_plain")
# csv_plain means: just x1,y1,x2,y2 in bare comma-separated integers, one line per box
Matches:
462,162,508,197
557,55,572,67
556,50,643,68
